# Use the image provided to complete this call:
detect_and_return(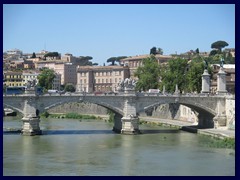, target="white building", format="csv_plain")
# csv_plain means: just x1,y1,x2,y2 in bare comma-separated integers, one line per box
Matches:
22,71,40,87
